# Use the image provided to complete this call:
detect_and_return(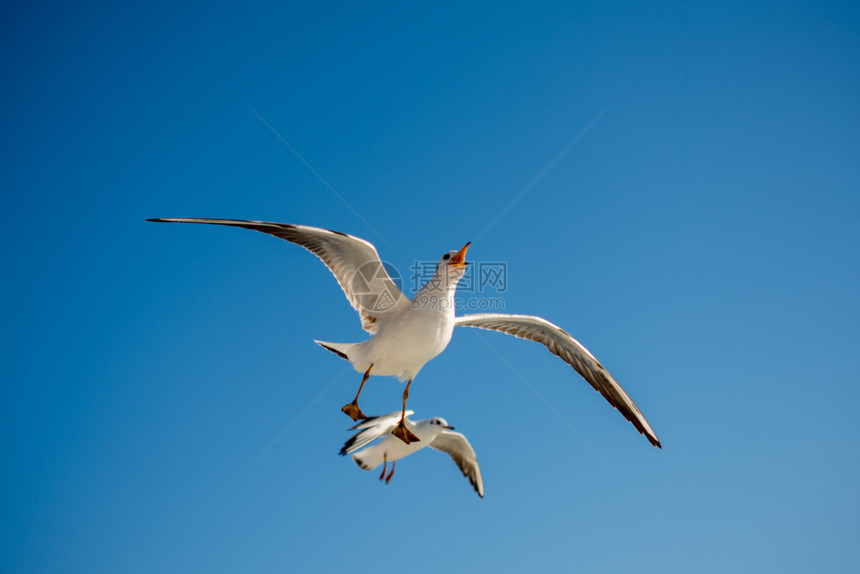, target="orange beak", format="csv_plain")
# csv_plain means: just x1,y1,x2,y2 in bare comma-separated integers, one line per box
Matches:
449,242,471,267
